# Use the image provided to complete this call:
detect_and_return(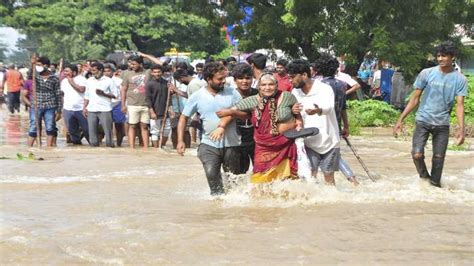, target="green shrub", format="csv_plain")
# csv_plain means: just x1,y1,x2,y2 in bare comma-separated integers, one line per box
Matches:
347,99,400,127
